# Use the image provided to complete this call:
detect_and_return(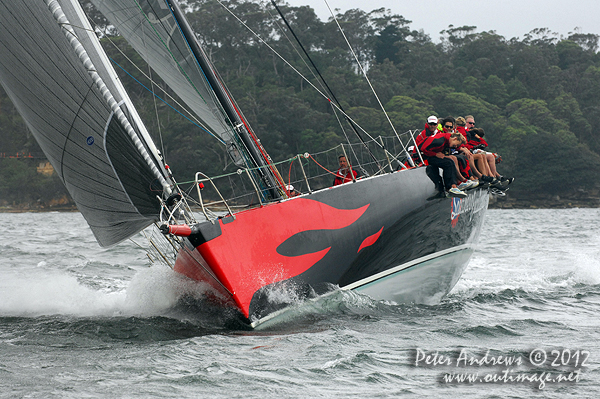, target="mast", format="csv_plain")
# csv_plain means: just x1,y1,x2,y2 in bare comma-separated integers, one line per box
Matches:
166,0,282,201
